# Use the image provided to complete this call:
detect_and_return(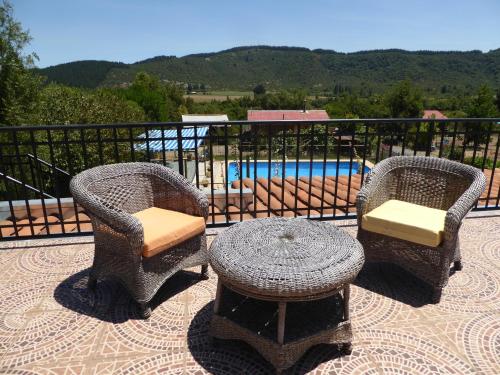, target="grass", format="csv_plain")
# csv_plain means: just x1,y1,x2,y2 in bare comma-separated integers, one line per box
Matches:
184,91,253,102
209,91,253,96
